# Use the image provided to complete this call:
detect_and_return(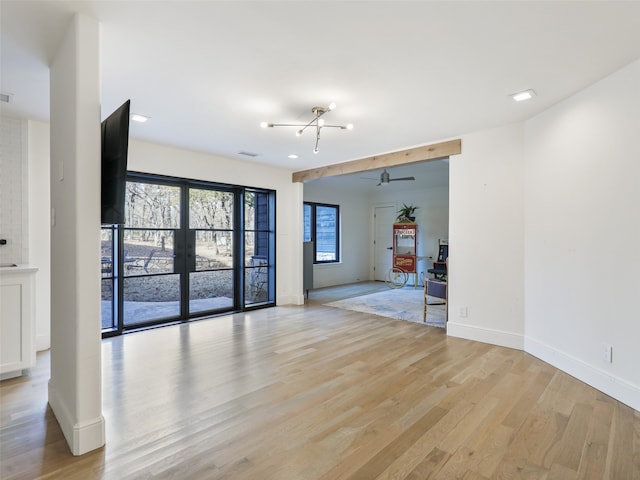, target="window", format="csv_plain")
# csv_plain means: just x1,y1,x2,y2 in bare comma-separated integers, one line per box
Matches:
101,172,276,337
303,202,340,263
